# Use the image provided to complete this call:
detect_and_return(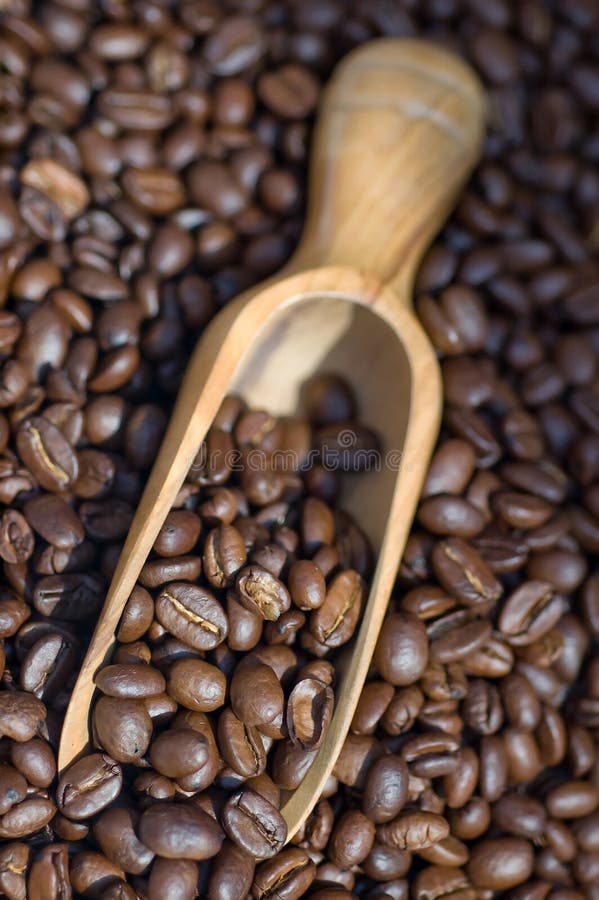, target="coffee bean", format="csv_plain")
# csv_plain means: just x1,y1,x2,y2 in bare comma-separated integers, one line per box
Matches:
57,754,122,820
204,17,265,76
328,809,375,868
16,416,78,492
222,789,287,859
166,658,226,712
362,756,409,824
498,581,566,646
235,565,291,621
218,707,267,778
378,811,450,851
546,781,599,819
92,696,153,764
252,846,316,899
155,582,227,651
466,837,534,890
287,675,333,750
203,524,247,588
258,64,319,119
207,840,255,900
374,612,428,686
432,537,503,607
139,802,224,860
